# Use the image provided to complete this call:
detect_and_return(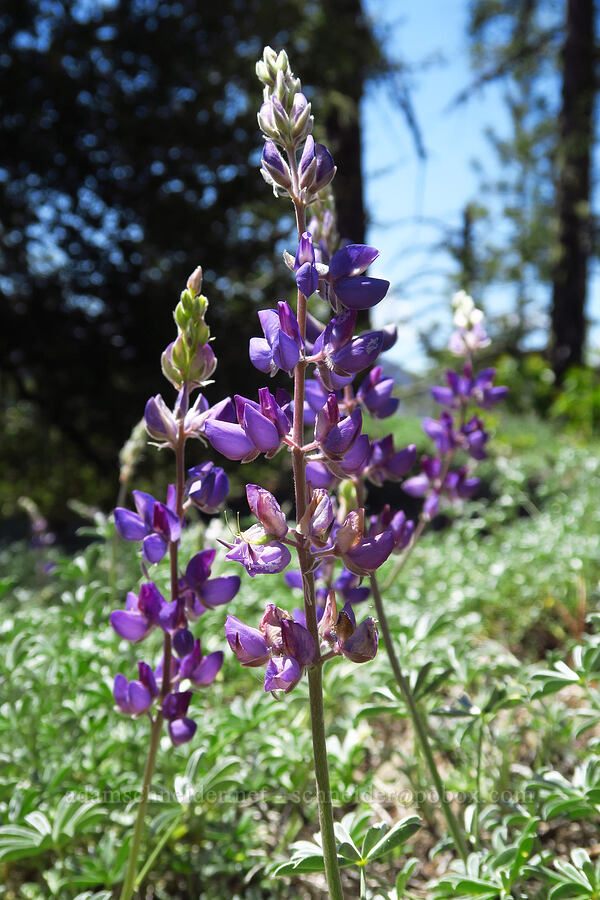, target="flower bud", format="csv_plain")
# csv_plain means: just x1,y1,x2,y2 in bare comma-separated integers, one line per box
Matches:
186,266,203,297
258,101,279,139
187,342,216,387
261,141,292,190
246,484,288,538
145,394,178,443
